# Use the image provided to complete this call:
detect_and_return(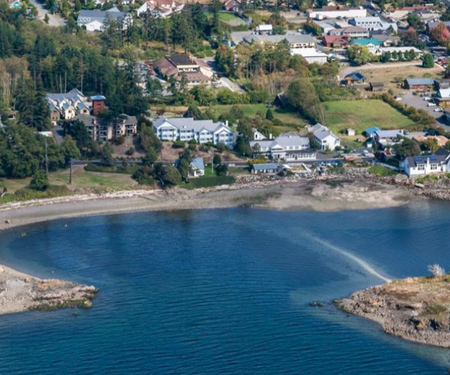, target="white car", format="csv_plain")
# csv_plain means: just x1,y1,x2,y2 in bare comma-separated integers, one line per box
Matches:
395,97,402,101
427,102,437,107
434,107,443,112
424,97,431,101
